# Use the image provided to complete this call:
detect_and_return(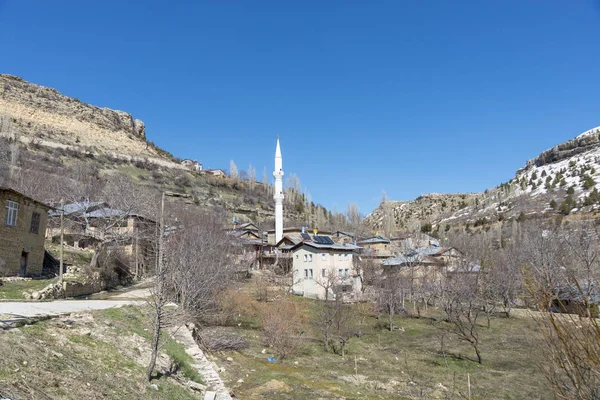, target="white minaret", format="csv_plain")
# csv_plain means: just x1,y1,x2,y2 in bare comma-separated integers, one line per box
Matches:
273,138,284,244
